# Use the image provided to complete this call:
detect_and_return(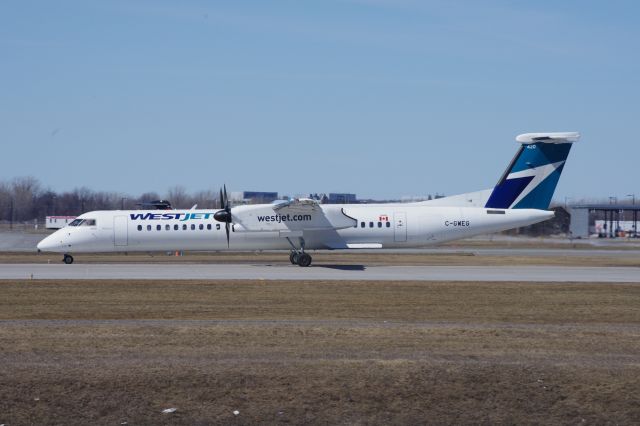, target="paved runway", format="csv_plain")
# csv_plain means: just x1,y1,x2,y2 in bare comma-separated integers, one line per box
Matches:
2,263,639,282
